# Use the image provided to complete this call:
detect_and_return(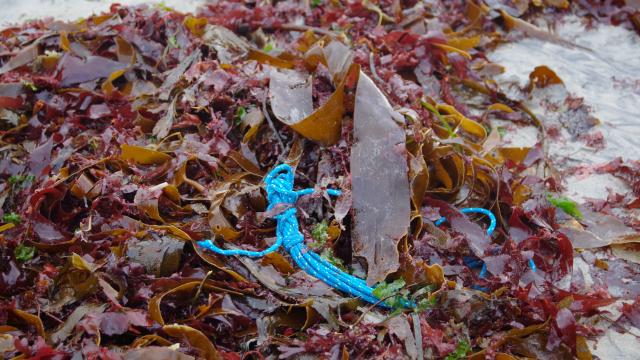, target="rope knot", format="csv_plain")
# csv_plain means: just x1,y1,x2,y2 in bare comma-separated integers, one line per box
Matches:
264,165,312,252
265,164,301,209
